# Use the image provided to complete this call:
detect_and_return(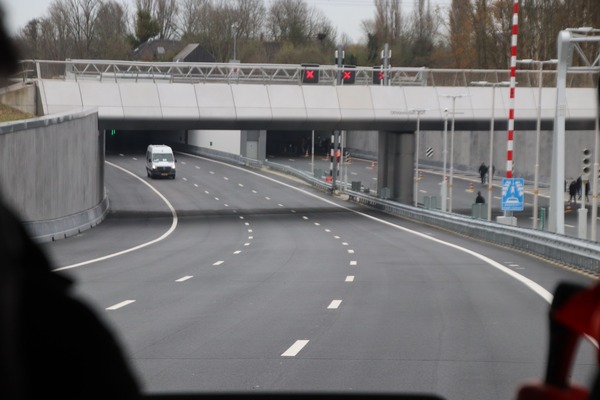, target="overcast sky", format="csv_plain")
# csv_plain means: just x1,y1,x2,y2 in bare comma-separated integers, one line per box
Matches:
3,0,452,43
